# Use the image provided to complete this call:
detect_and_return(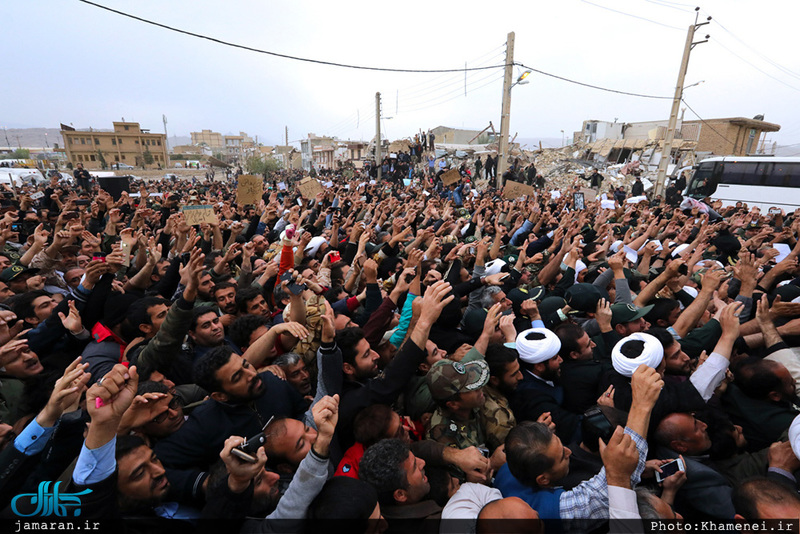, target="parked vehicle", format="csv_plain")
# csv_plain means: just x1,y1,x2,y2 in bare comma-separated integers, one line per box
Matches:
684,156,800,211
